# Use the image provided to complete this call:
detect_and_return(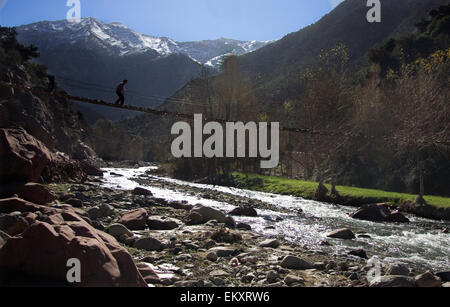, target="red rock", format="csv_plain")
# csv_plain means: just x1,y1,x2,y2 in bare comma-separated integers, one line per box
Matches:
136,263,160,284
118,208,149,230
14,183,56,205
0,203,147,287
0,127,55,183
0,197,42,214
0,213,29,236
229,206,258,217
